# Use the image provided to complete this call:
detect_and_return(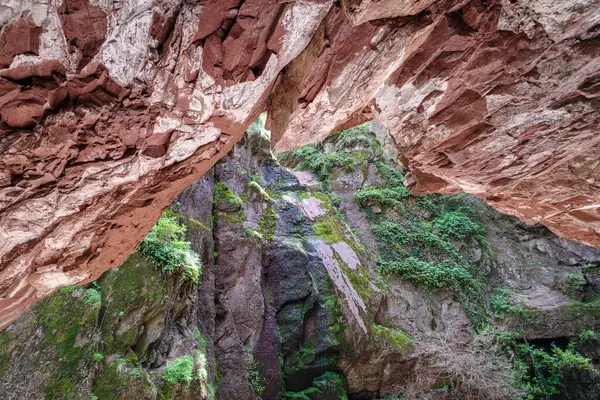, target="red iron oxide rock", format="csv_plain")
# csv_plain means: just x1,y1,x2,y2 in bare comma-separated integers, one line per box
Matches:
0,0,599,329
